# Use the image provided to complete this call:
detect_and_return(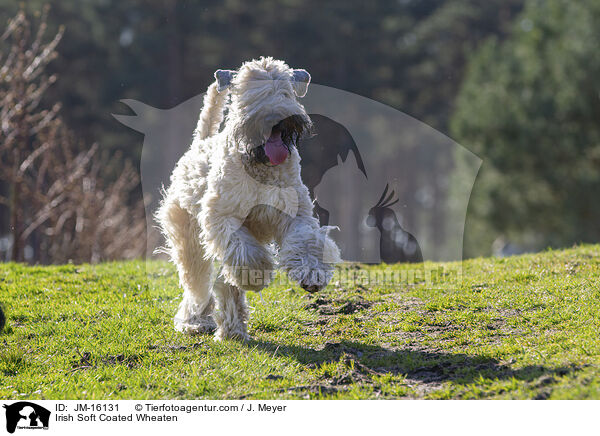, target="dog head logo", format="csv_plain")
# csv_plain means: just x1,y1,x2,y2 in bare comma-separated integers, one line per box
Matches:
3,402,50,434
